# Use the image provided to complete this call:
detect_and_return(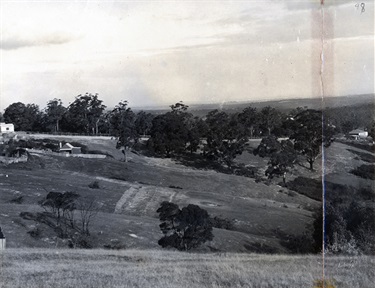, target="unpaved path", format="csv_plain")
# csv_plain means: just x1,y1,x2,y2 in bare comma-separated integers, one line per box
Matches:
113,185,179,216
